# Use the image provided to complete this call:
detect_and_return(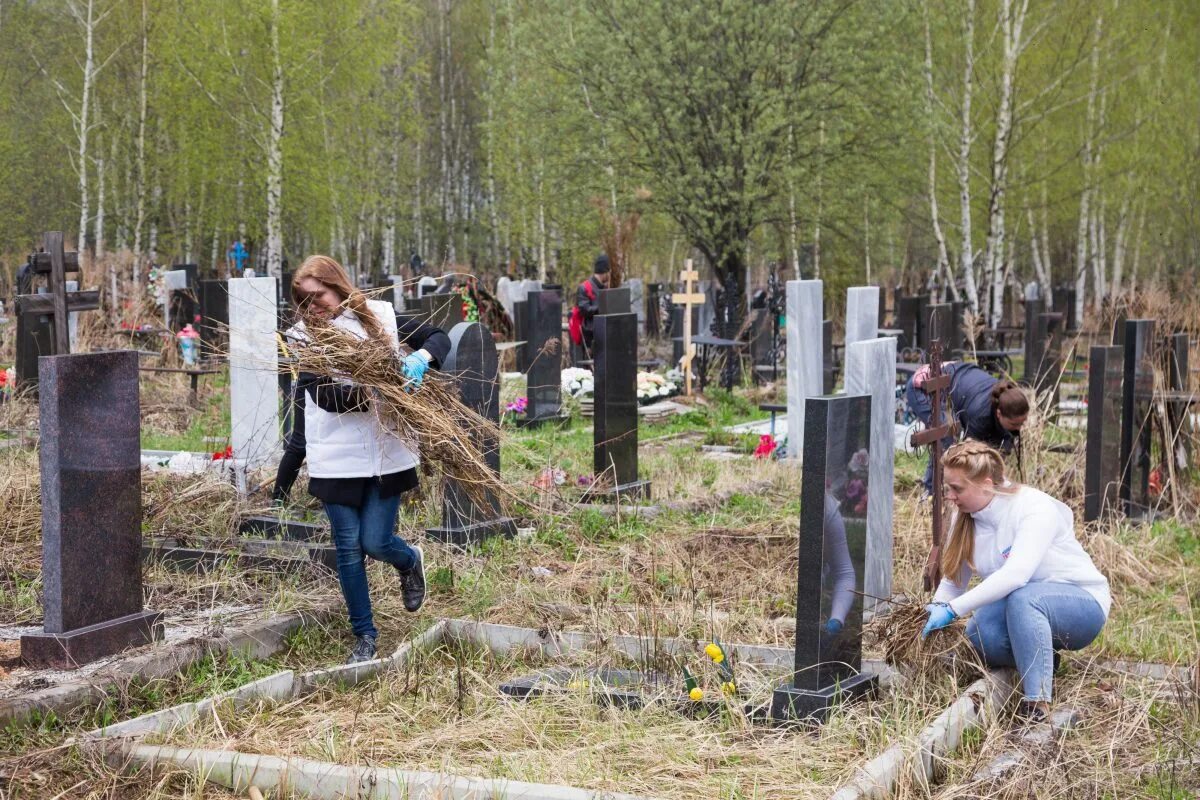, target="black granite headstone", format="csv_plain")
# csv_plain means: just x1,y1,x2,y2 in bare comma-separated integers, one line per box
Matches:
512,299,529,372
1053,286,1077,332
425,292,461,333
1084,345,1124,523
926,303,955,351
21,351,163,668
645,283,663,338
1029,312,1064,397
198,279,229,348
1022,298,1046,384
14,301,54,389
1119,320,1156,519
588,312,650,500
521,290,565,427
1165,332,1191,471
772,393,876,722
426,322,515,545
822,319,835,394
896,295,926,351
749,308,773,367
599,286,631,315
